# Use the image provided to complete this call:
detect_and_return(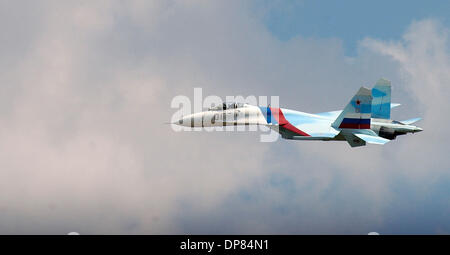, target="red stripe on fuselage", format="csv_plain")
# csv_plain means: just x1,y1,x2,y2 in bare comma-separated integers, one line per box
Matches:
270,107,310,137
